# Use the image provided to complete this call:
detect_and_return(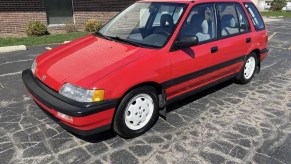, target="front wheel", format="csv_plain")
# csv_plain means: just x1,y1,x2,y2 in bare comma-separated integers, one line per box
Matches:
113,86,159,138
235,53,258,84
